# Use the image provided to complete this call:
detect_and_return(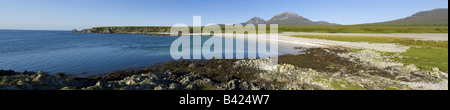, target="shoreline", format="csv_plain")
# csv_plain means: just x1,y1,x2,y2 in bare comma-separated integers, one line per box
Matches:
85,32,440,53
1,48,448,90
1,32,448,90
